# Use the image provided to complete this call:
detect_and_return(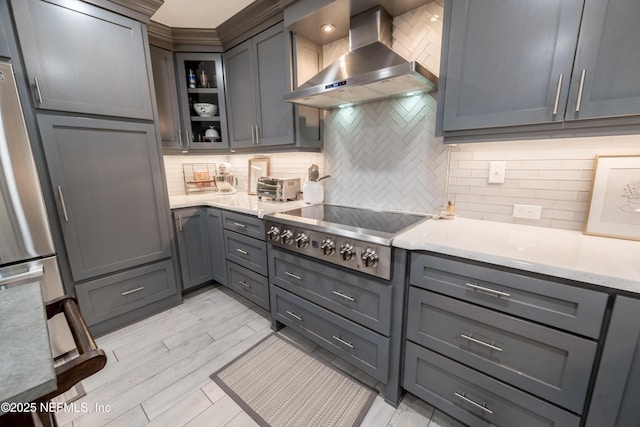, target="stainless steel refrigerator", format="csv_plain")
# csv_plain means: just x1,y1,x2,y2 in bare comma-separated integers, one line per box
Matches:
0,60,74,357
